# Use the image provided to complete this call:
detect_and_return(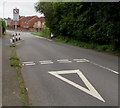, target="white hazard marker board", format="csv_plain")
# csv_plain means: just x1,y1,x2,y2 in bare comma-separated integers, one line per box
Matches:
48,69,105,102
